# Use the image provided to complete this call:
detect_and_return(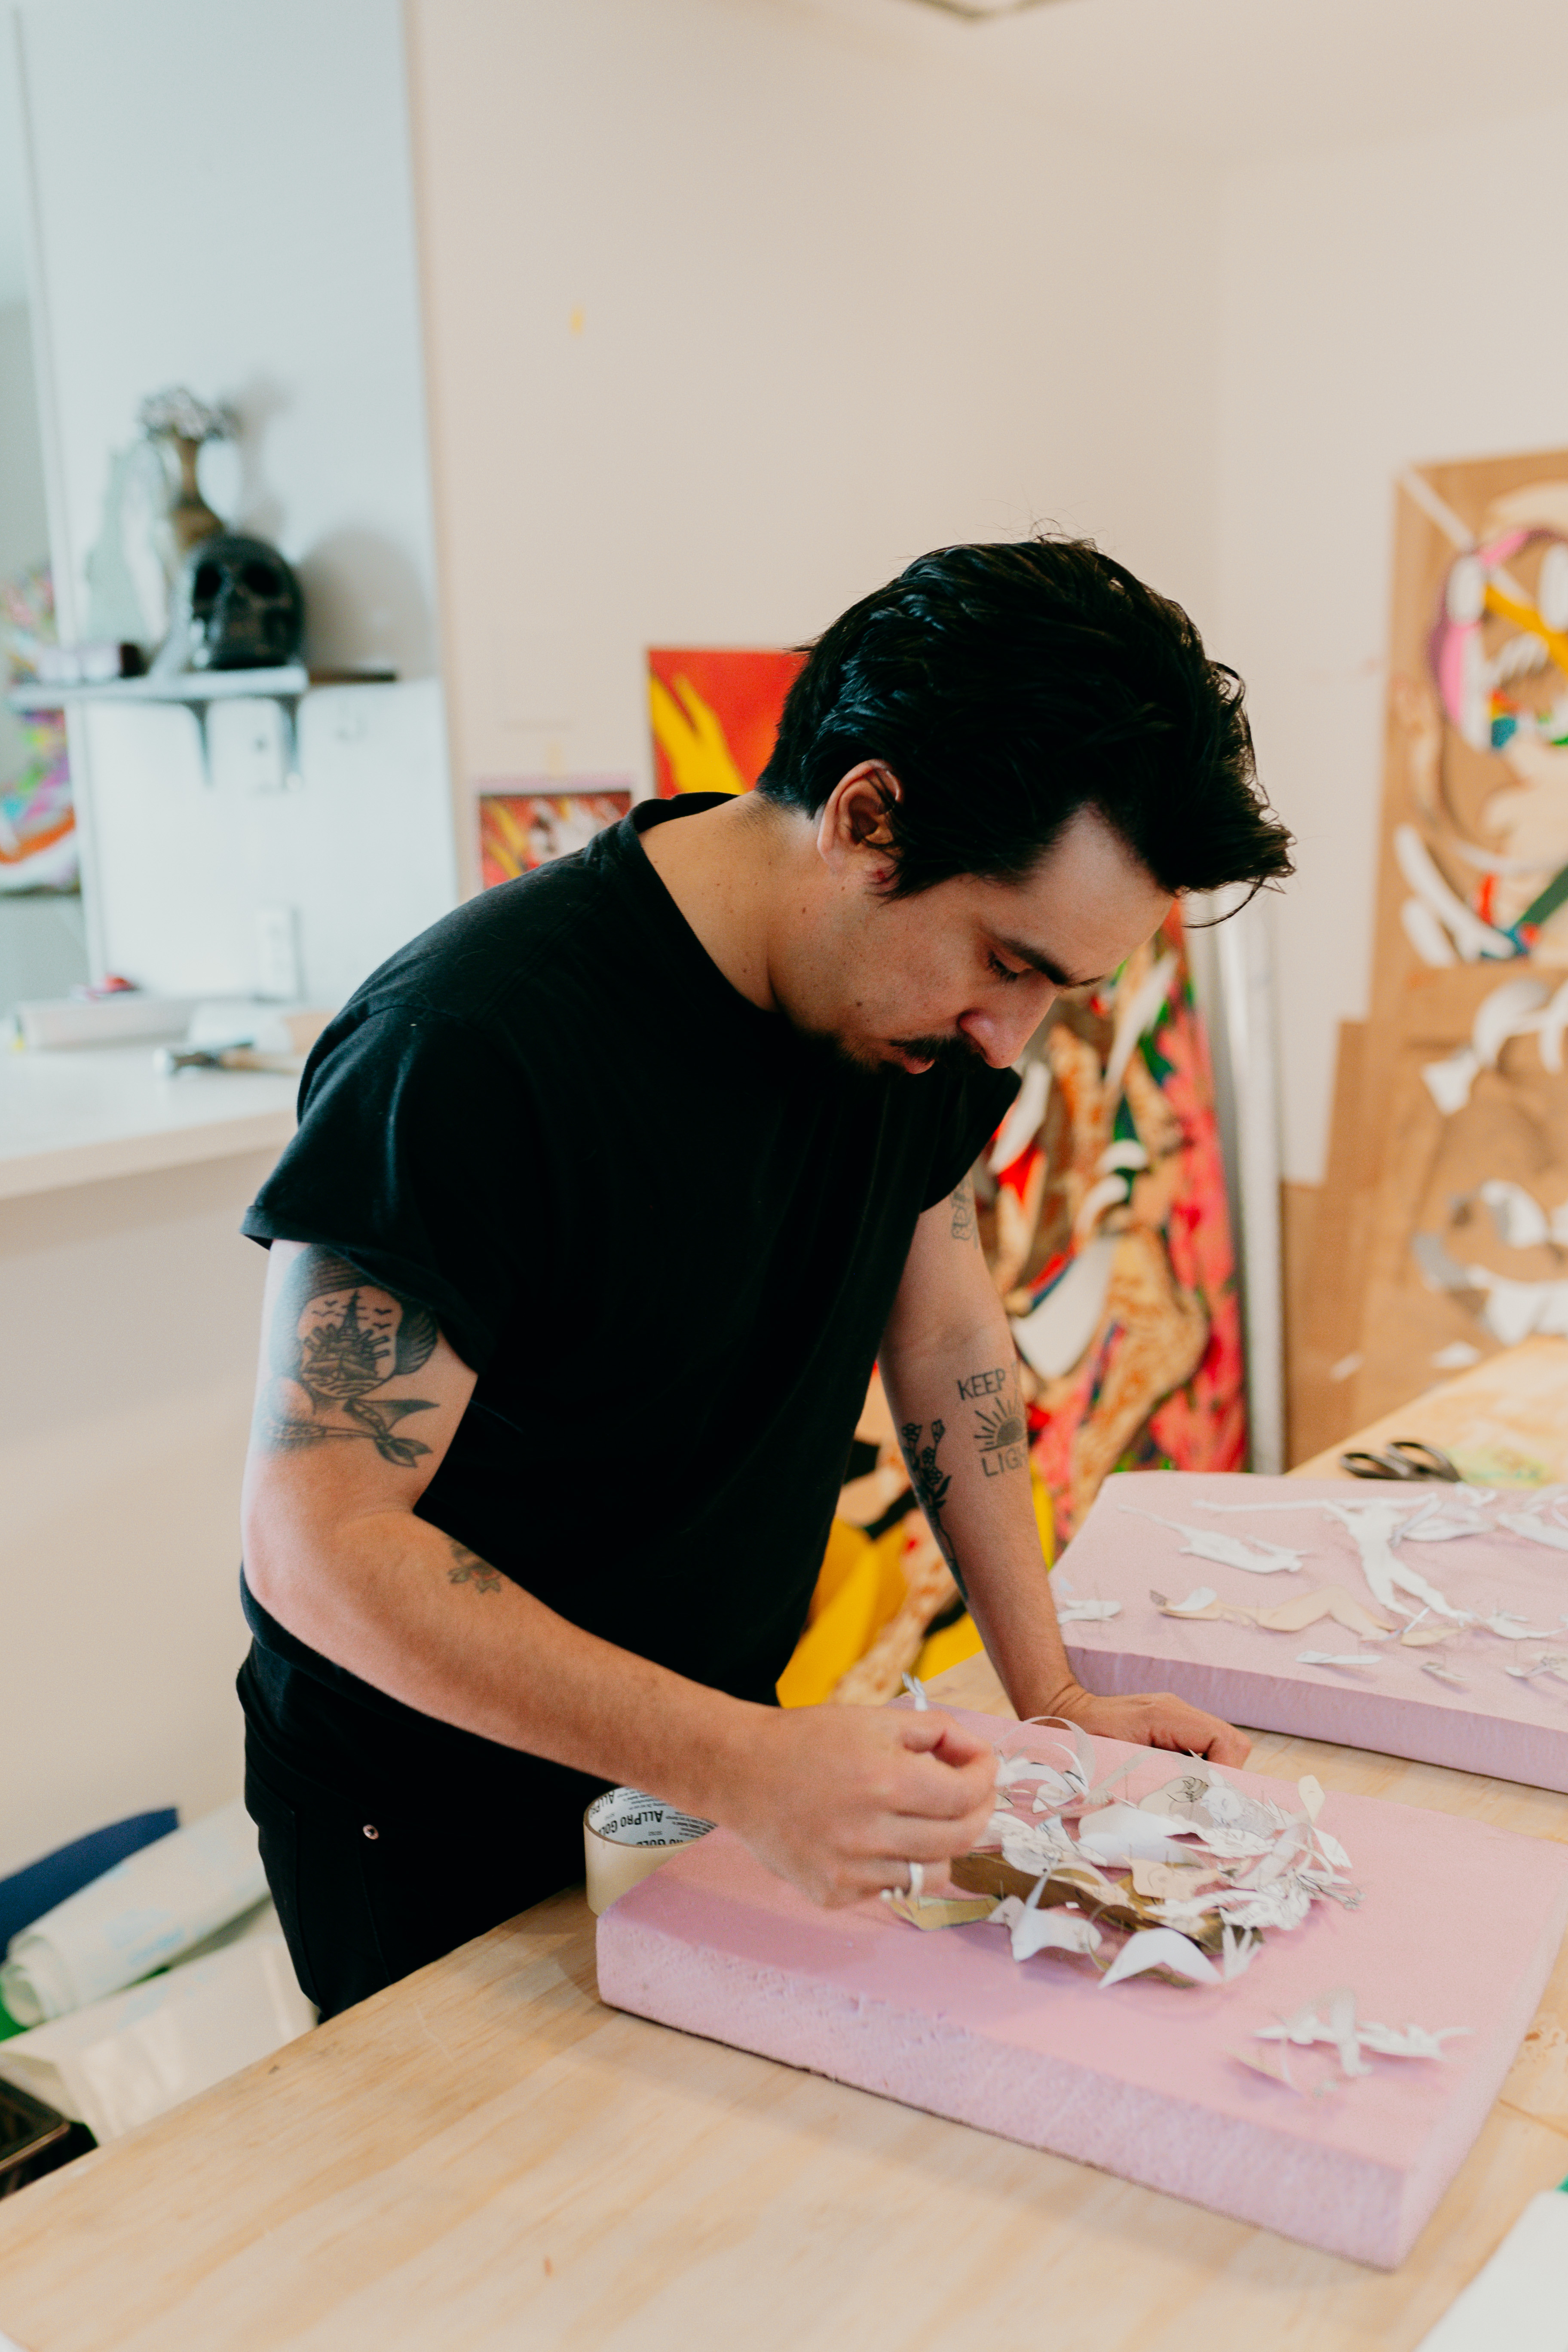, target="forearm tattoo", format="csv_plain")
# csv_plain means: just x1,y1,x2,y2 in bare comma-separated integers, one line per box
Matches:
958,1361,1028,1479
251,1246,440,1467
446,1540,503,1595
949,1178,980,1247
900,1418,958,1570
